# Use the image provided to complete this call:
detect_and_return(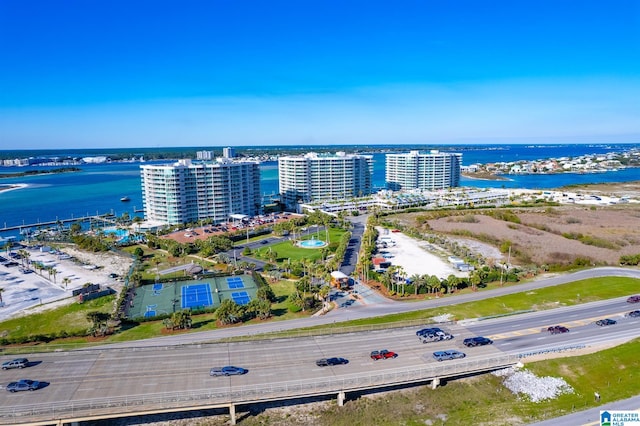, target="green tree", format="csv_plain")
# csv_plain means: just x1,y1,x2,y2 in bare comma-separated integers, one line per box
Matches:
215,299,243,325
171,309,192,329
246,299,271,320
256,285,276,302
133,247,144,259
70,222,82,234
86,311,111,335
